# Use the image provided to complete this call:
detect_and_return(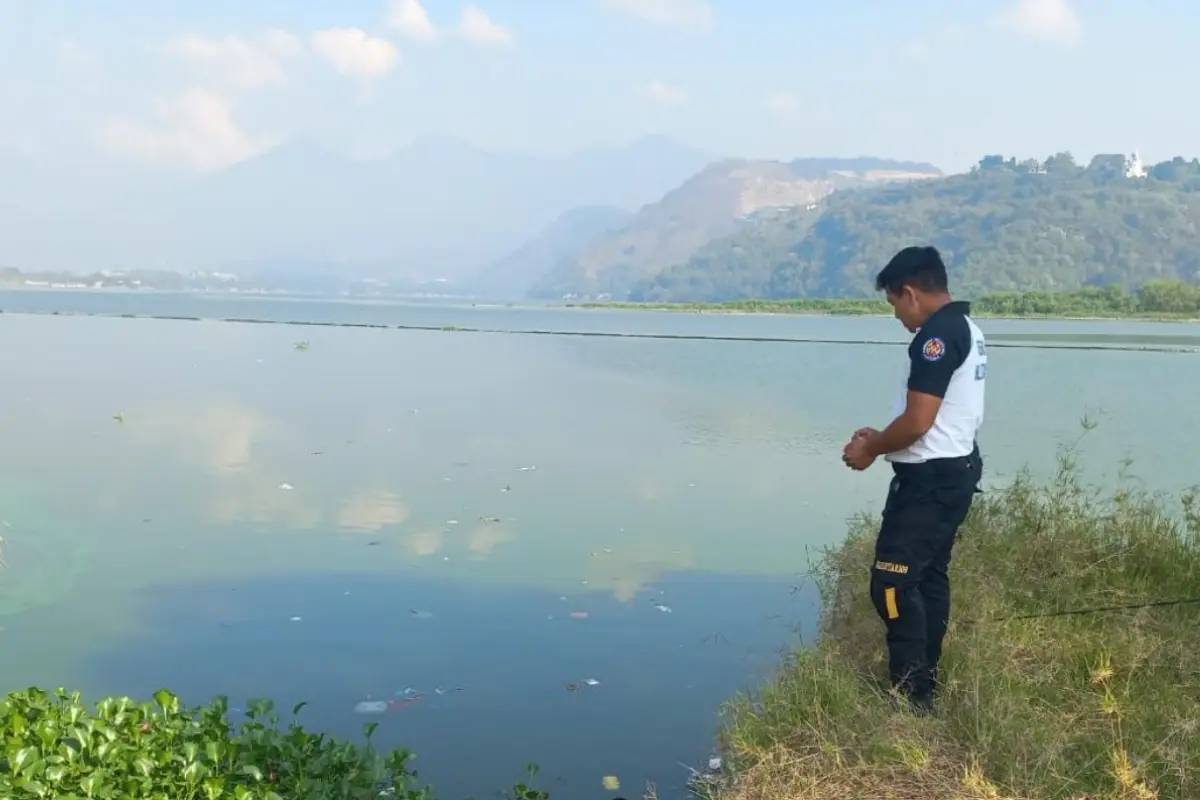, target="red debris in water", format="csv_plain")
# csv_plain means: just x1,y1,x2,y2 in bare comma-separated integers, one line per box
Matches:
387,697,422,713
